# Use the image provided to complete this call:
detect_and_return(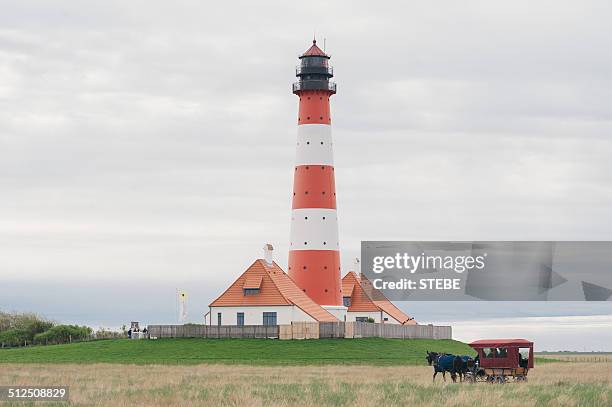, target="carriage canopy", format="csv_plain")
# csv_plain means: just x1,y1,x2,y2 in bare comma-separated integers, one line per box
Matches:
469,339,534,369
